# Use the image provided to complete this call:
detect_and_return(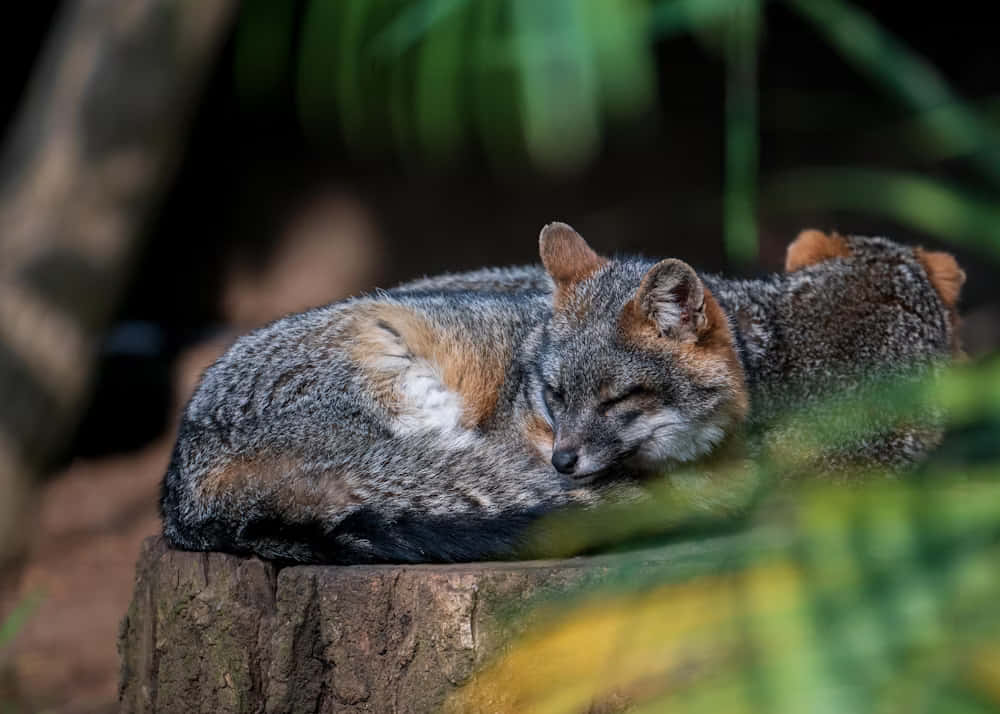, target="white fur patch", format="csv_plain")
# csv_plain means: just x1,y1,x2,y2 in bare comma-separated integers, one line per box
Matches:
364,320,476,444
394,358,467,435
629,407,727,467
